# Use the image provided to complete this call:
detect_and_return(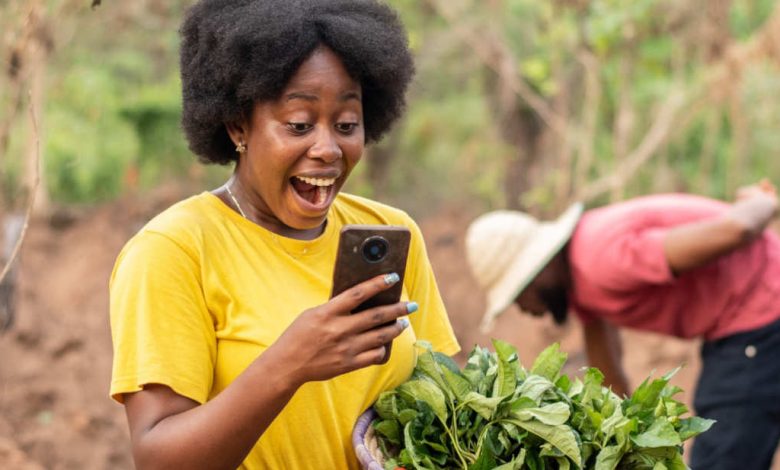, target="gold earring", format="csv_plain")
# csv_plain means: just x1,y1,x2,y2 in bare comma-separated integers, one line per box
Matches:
236,141,247,154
